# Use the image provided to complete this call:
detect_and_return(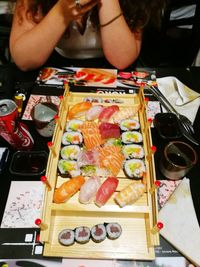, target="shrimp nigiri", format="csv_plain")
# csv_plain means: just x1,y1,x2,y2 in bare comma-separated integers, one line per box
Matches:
53,176,85,203
114,182,145,208
68,102,92,120
95,177,119,207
